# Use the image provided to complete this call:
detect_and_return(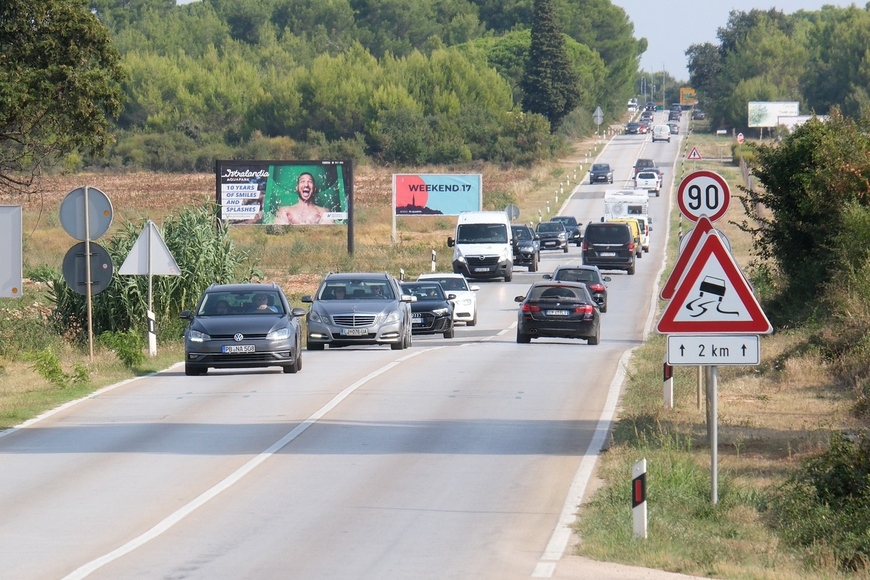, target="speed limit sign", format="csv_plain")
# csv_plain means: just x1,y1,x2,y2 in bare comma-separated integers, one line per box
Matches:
676,170,730,222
